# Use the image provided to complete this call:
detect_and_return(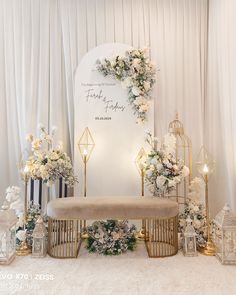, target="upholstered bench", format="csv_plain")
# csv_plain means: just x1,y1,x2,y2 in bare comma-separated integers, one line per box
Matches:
47,196,178,258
